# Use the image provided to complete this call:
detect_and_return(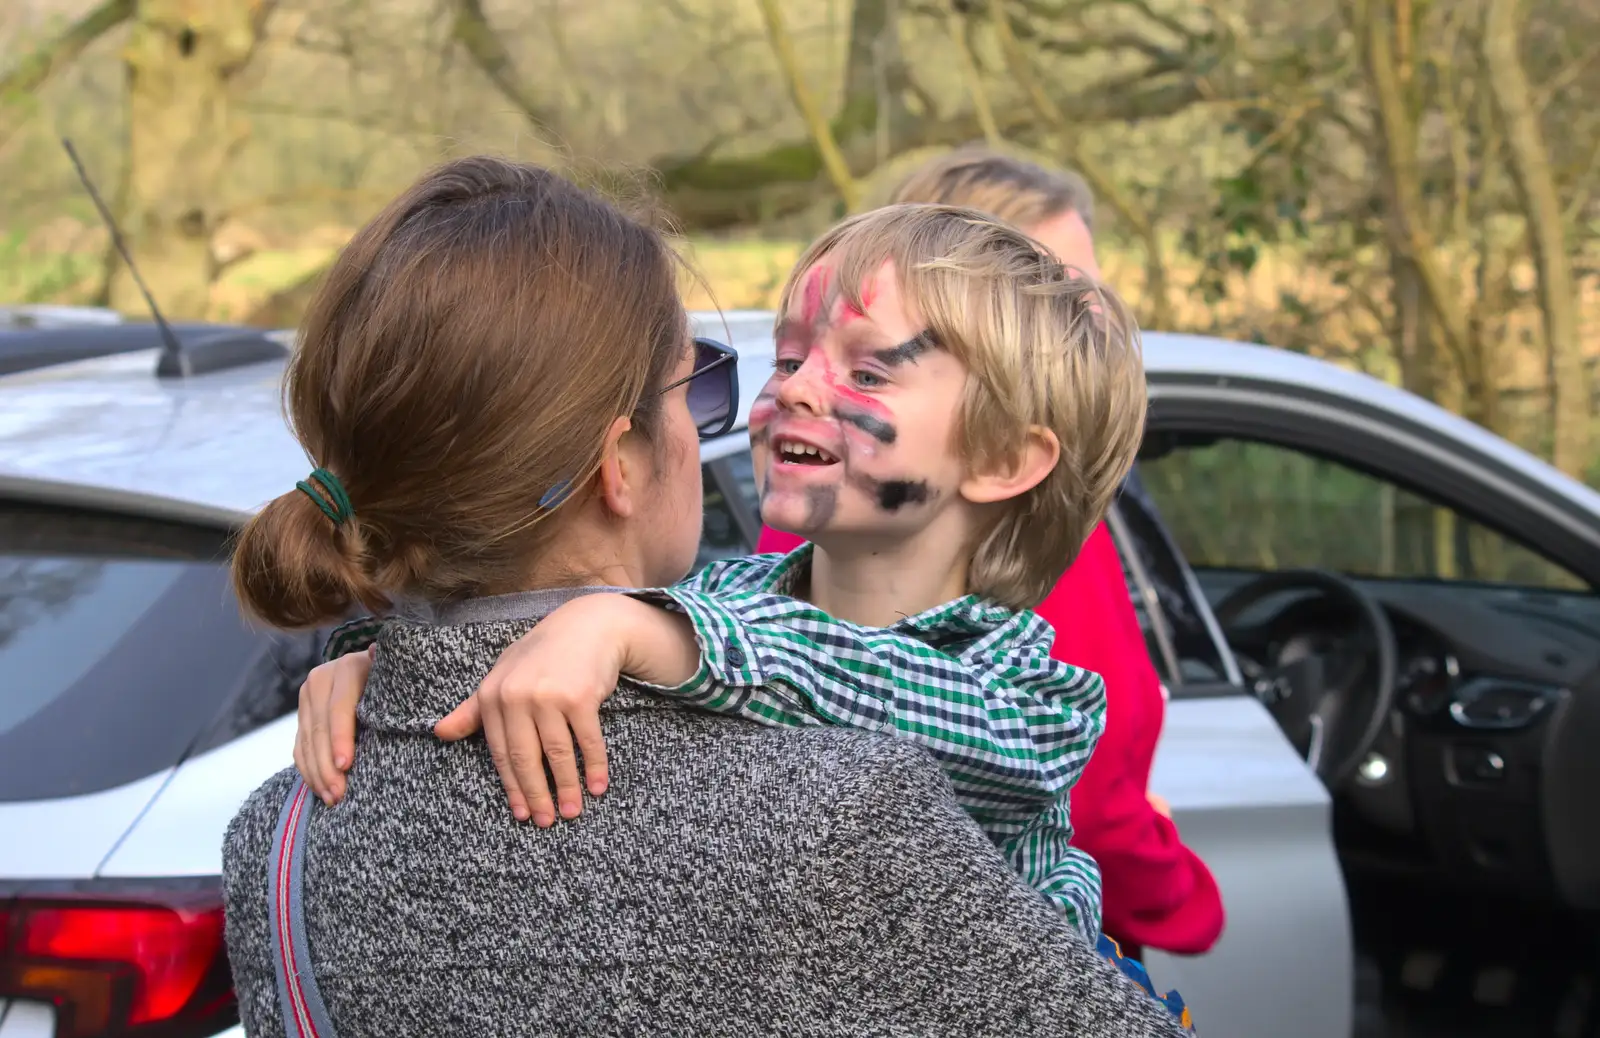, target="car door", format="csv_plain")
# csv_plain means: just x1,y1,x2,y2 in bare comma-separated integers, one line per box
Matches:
1102,490,1353,1038
1137,363,1600,1036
